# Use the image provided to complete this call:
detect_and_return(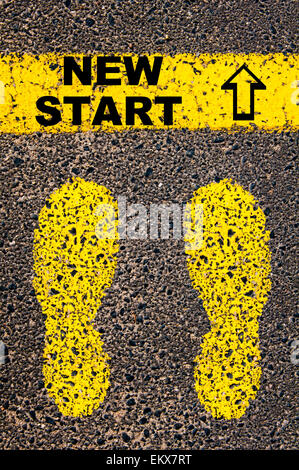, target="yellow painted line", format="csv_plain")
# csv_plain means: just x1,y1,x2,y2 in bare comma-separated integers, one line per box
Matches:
0,53,298,133
33,178,119,417
184,180,271,419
